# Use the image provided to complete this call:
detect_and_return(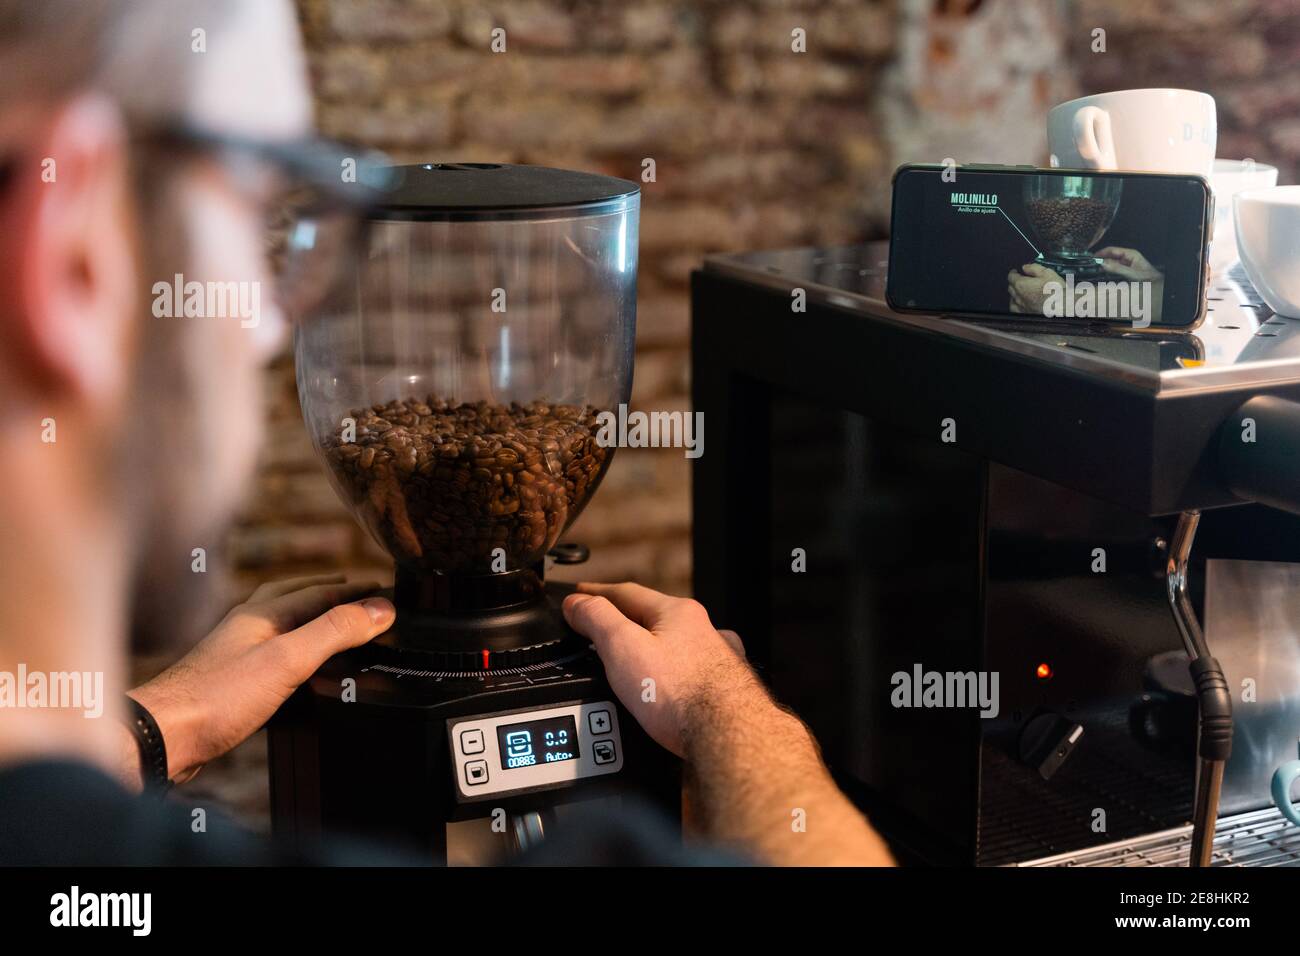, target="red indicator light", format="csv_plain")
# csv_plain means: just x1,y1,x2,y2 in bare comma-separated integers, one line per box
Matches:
481,649,491,670
1036,662,1053,680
